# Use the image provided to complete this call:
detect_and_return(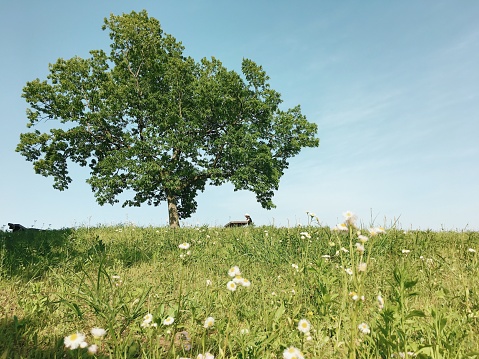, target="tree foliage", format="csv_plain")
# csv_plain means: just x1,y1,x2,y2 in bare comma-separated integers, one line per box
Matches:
17,10,319,227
